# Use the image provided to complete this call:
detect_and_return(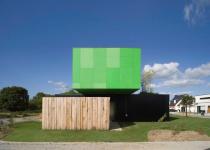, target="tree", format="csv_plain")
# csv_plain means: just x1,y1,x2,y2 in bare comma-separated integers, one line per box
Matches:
141,70,155,93
181,94,195,117
0,86,29,111
29,92,50,110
